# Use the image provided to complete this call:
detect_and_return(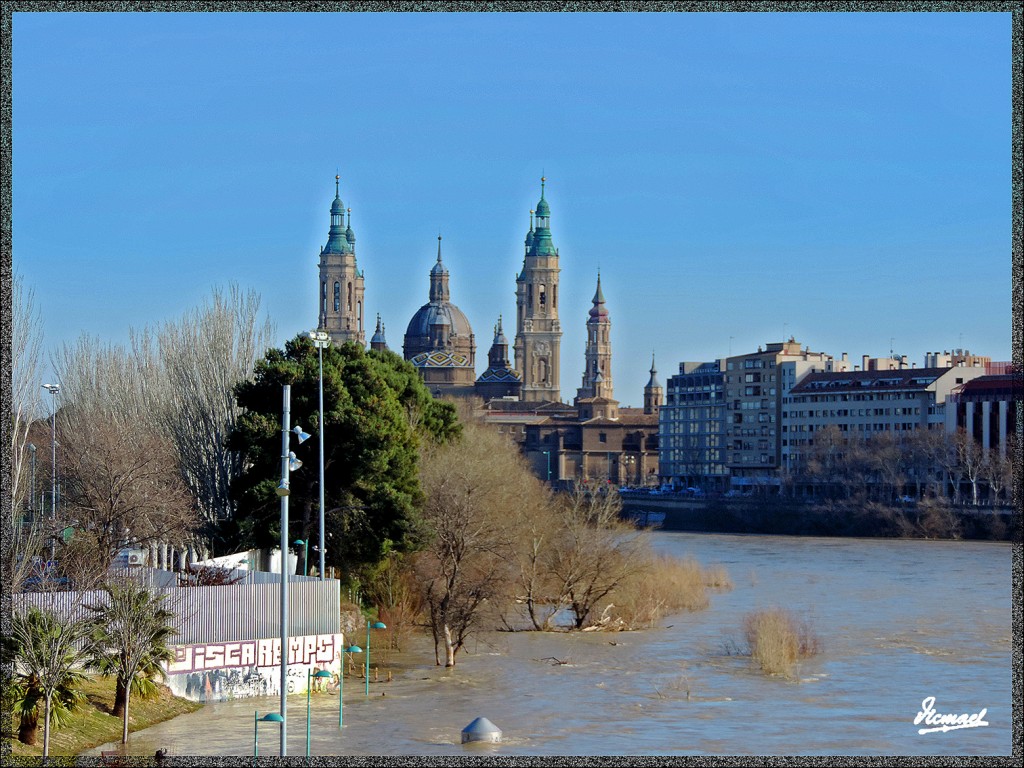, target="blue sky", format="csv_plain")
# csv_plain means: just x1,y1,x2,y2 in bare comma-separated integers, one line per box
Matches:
12,11,1012,405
